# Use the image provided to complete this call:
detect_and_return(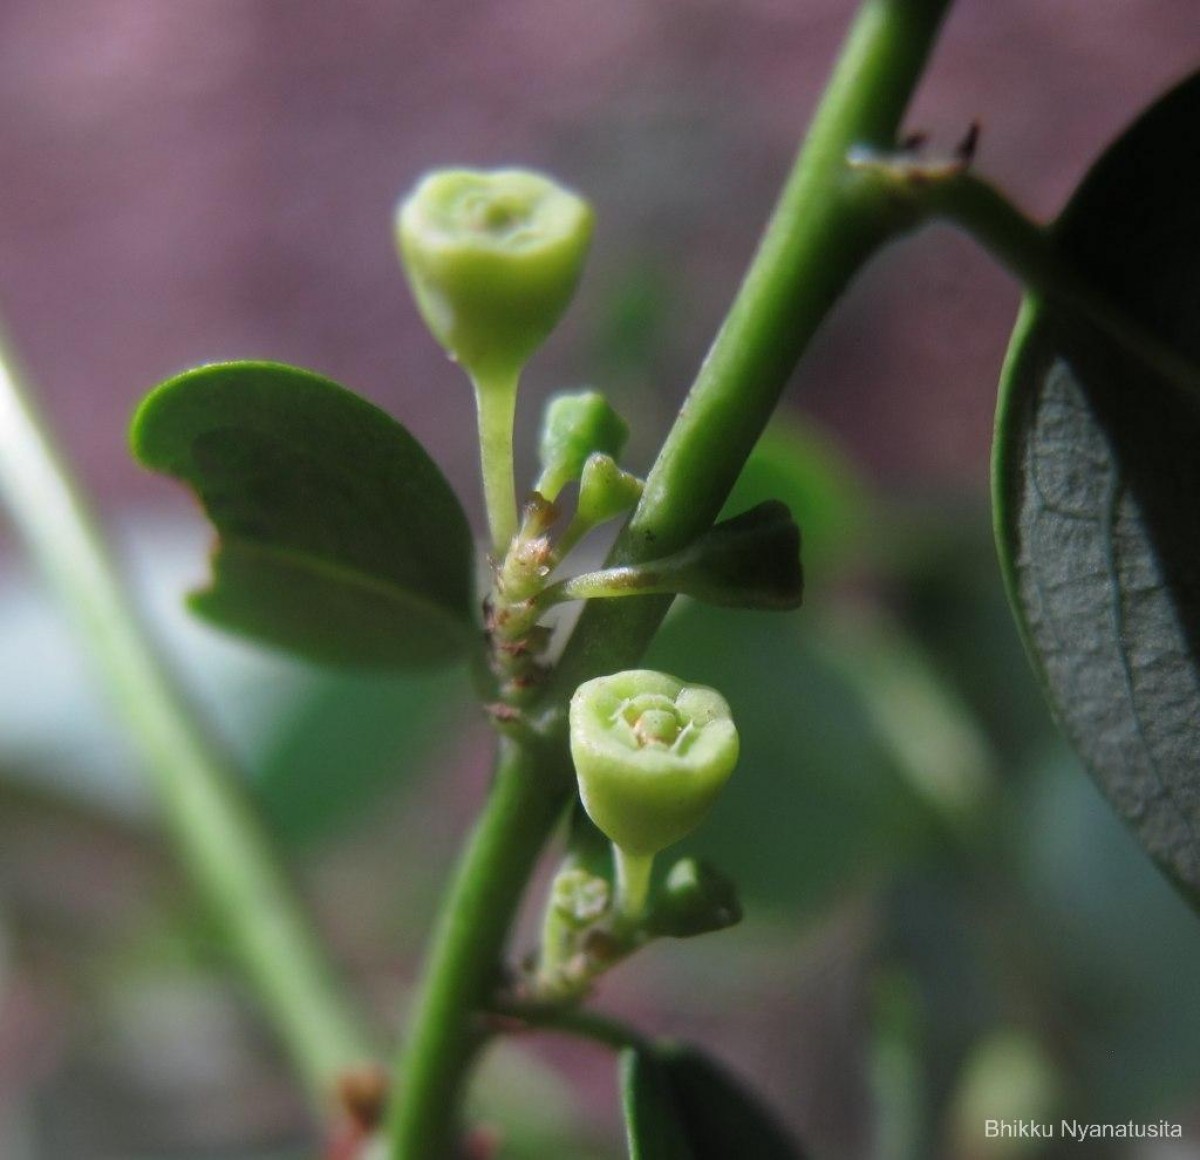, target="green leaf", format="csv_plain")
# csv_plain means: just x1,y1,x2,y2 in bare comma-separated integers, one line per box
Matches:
657,501,803,611
993,72,1200,901
620,1049,695,1160
621,1044,806,1160
131,361,476,668
657,1045,807,1160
